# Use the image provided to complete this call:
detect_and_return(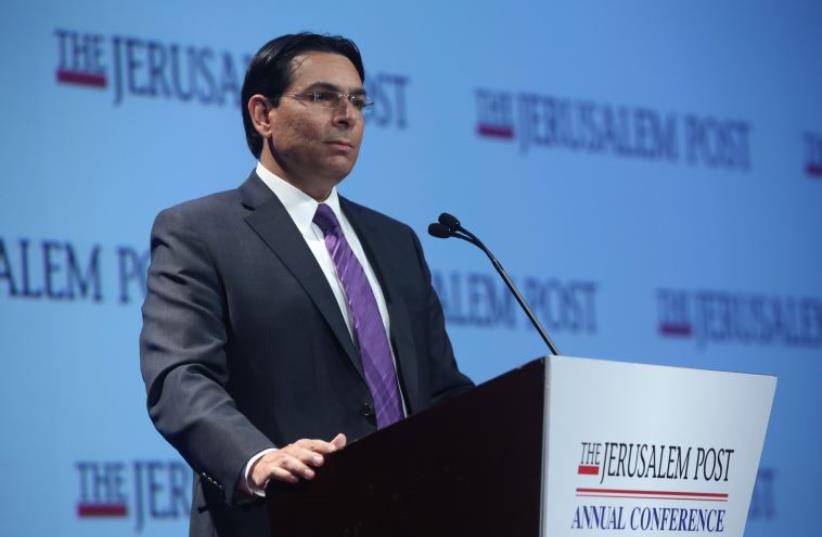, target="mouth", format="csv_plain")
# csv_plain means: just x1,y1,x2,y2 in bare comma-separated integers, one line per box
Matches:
326,140,355,151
